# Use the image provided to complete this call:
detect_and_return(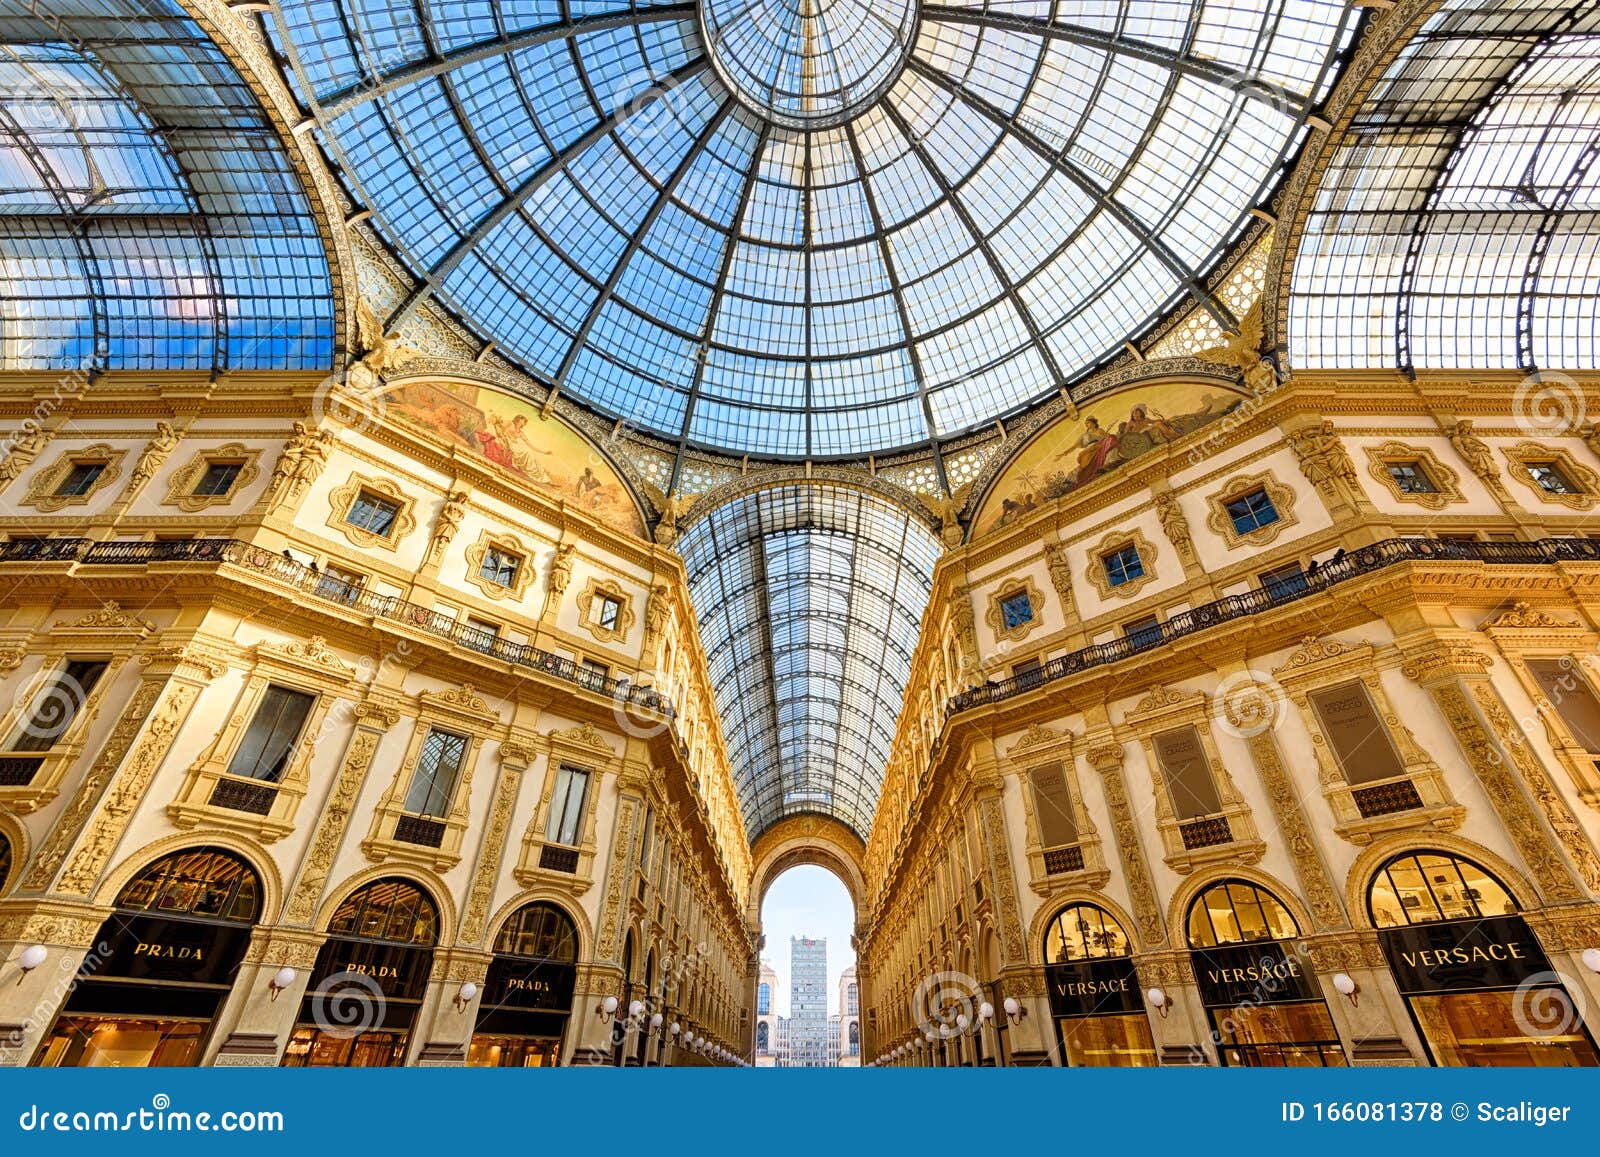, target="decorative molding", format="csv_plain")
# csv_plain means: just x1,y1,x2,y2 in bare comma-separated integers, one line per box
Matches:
325,472,417,550
1083,528,1159,601
1006,723,1070,756
56,601,156,635
1272,634,1350,677
163,443,262,511
985,576,1045,644
285,727,384,923
266,421,335,511
254,635,359,682
548,721,615,755
462,528,536,602
1482,602,1579,631
1204,469,1300,548
1363,440,1464,510
576,576,634,644
1502,441,1599,511
22,444,125,512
